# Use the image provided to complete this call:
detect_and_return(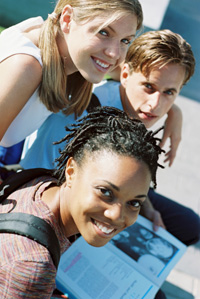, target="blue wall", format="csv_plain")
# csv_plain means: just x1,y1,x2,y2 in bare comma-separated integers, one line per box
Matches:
161,0,200,103
0,0,56,27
